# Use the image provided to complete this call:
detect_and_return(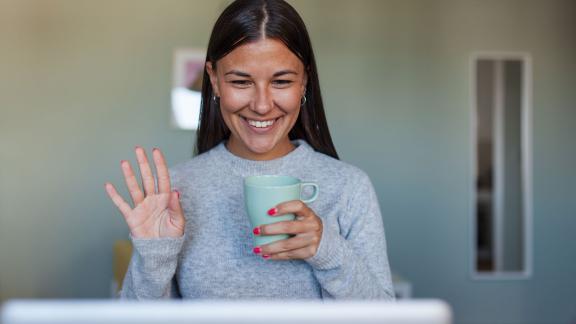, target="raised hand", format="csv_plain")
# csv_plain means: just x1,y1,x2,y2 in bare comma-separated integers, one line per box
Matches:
105,147,185,239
